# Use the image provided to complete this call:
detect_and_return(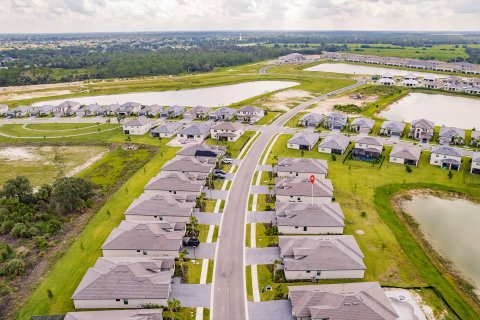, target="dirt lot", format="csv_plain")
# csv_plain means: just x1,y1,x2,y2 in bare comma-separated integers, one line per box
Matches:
308,94,377,114
260,89,313,111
